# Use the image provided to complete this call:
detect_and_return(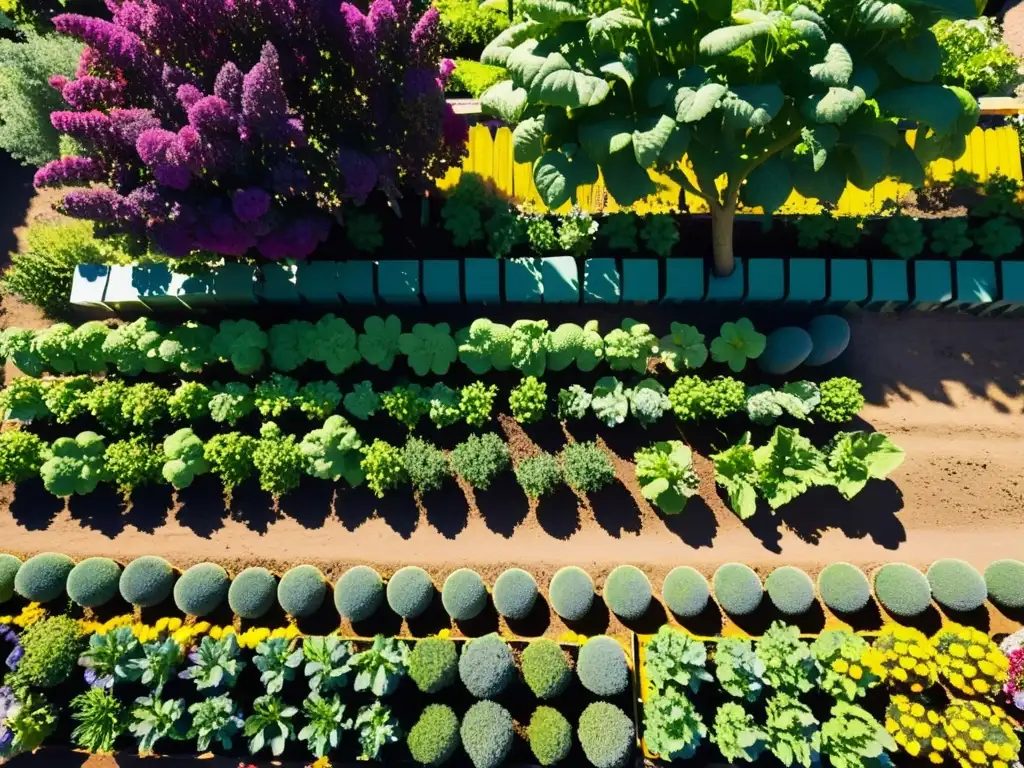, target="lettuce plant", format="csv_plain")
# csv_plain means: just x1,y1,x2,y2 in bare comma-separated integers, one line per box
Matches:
459,382,498,427
101,318,166,376
40,431,106,497
158,322,216,373
41,376,95,424
187,695,243,752
253,422,304,498
167,381,212,422
79,627,142,689
212,320,267,374
826,431,905,500
592,377,629,427
360,439,407,498
645,626,712,694
635,441,699,515
127,639,183,697
129,695,185,755
381,385,428,429
547,320,603,371
972,216,1023,258
179,635,245,691
161,428,208,490
604,319,657,373
629,379,670,426
0,430,45,485
299,415,365,486
745,381,820,425
711,702,767,763
456,318,514,375
929,217,972,257
754,427,830,511
0,377,48,422
308,315,361,375
556,207,598,256
253,638,302,695
509,320,549,377
208,382,254,426
509,376,548,424
296,381,342,420
343,381,381,421
711,433,759,520
350,636,409,696
817,377,864,423
254,374,299,418
399,323,458,376
602,212,638,251
714,638,766,702
557,384,592,420
203,432,256,497
820,702,895,768
422,383,461,427
764,693,820,768
755,622,819,695
710,319,765,373
105,437,163,496
658,323,707,372
359,316,402,371
882,214,926,259
267,320,312,372
644,689,706,760
244,694,296,757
